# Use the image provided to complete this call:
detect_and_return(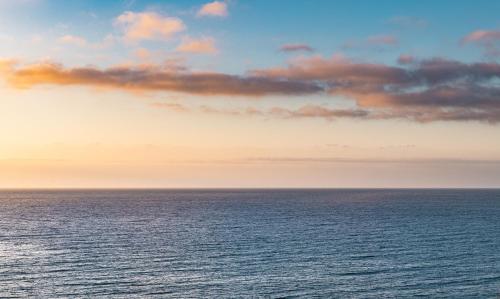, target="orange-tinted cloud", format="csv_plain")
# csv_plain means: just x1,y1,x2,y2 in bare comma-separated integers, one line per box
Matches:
58,35,87,47
3,54,500,123
176,36,217,54
197,1,228,17
115,11,185,42
0,59,17,72
1,61,322,96
133,48,151,60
